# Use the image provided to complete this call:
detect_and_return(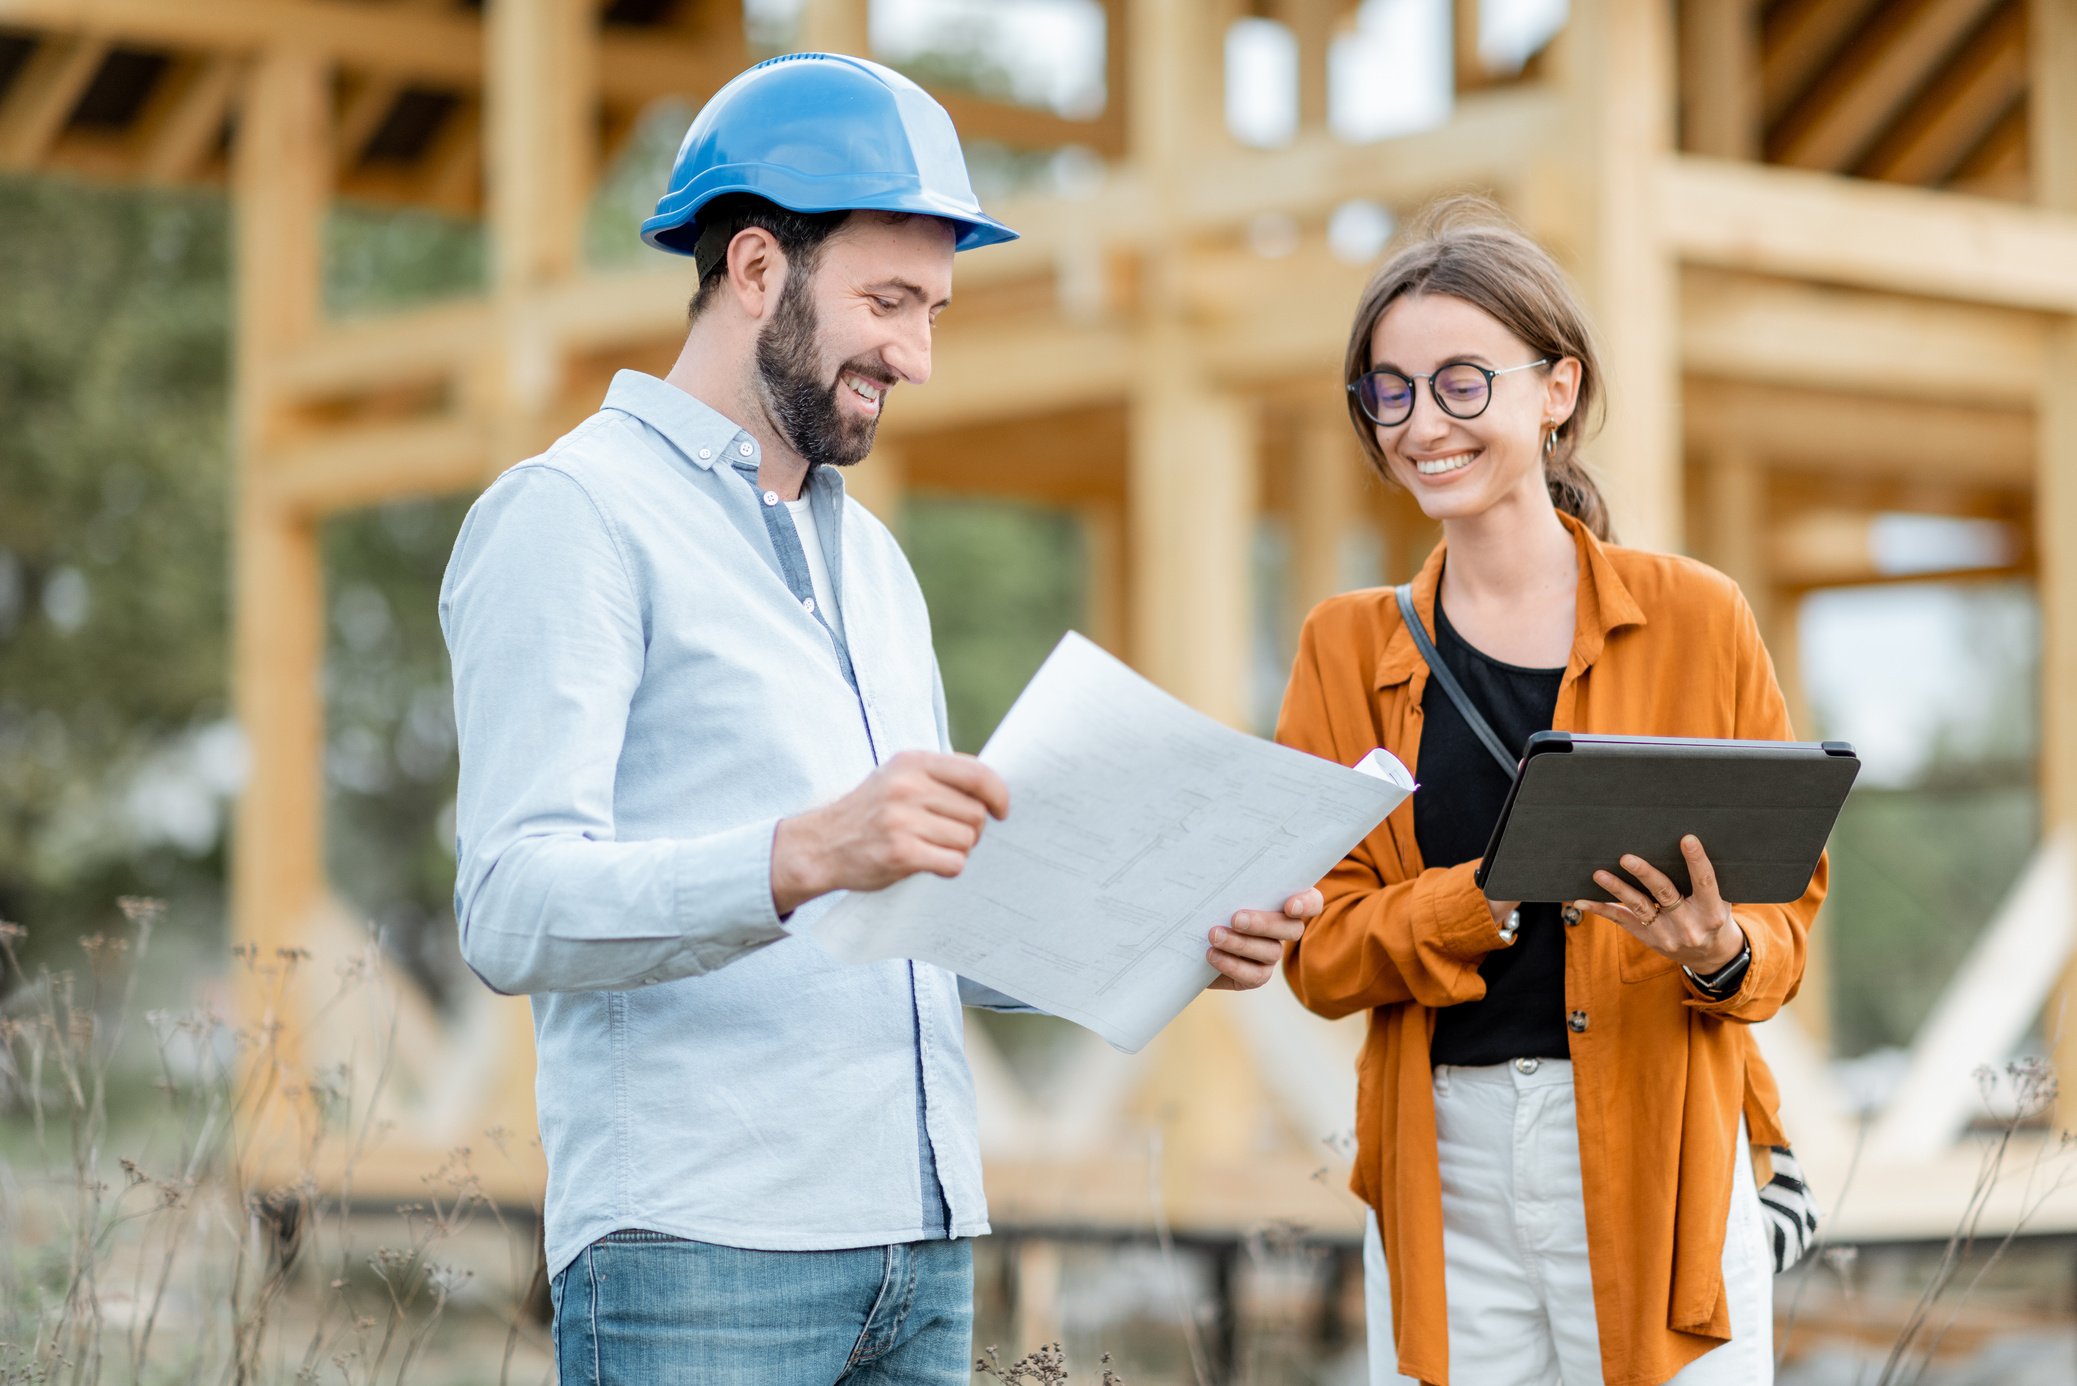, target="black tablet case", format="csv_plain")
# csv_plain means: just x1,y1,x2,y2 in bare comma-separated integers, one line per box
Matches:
1474,733,1859,904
